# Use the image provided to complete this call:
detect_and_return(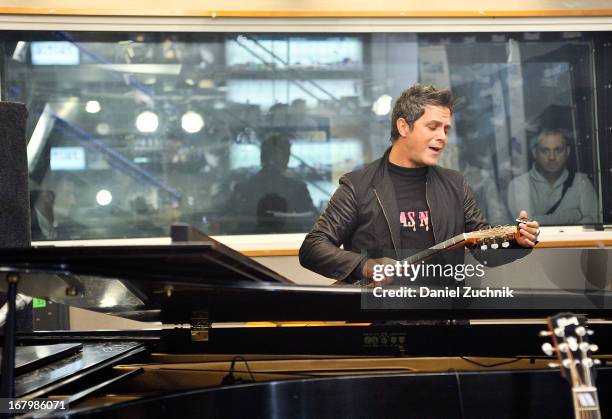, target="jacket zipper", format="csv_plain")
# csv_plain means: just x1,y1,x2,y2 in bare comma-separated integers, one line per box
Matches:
373,188,399,255
425,180,437,243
